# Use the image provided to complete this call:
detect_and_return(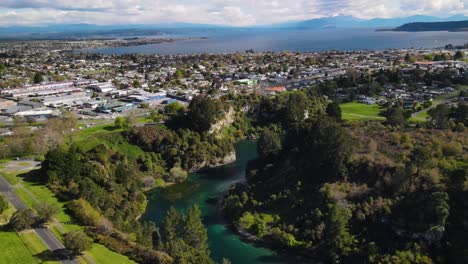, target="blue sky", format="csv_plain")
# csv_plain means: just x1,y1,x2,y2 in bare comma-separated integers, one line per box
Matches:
0,0,467,26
